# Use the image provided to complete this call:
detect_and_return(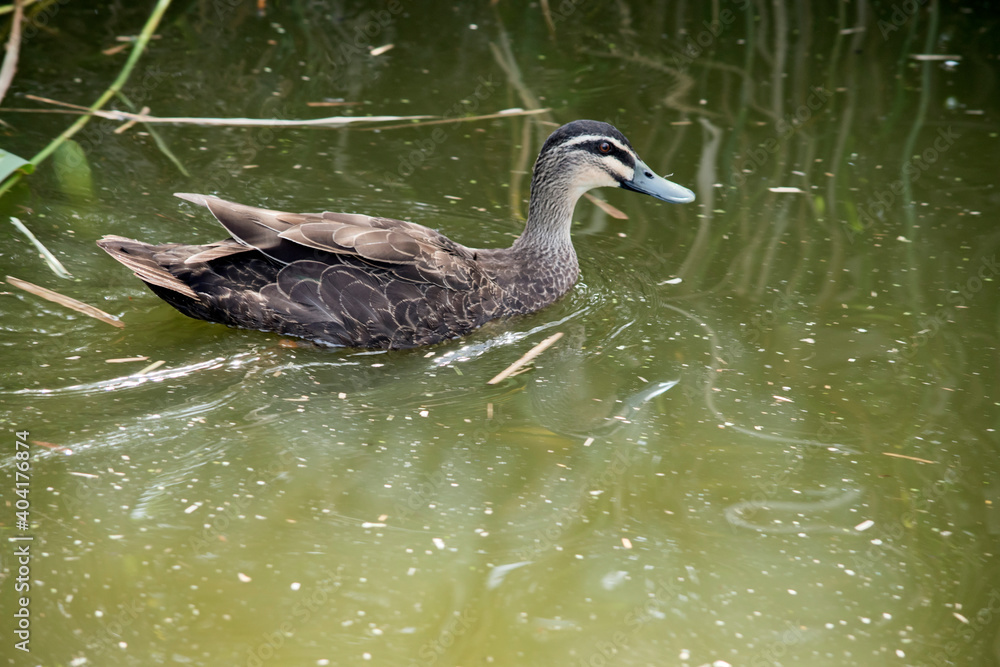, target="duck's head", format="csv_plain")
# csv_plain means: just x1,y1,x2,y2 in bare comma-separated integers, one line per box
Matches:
533,120,694,204
533,120,696,205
